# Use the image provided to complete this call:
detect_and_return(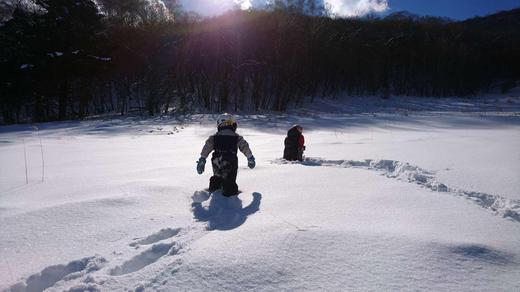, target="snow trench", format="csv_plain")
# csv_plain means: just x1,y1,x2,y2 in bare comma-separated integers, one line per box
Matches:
273,158,520,223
